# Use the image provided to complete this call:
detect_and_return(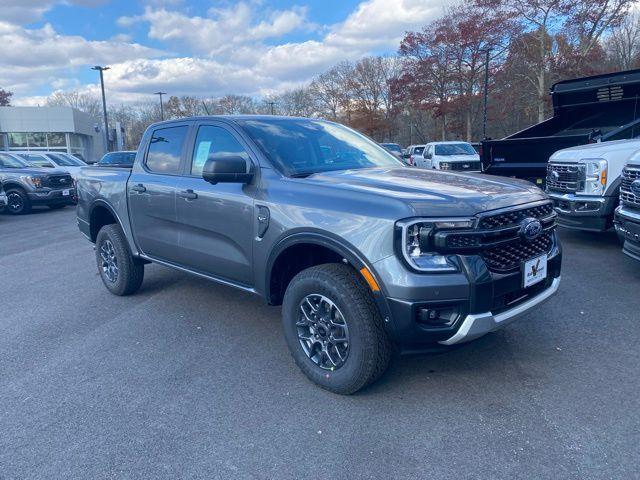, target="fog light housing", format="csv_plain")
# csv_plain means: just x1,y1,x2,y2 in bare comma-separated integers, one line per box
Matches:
416,305,460,327
574,201,600,212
